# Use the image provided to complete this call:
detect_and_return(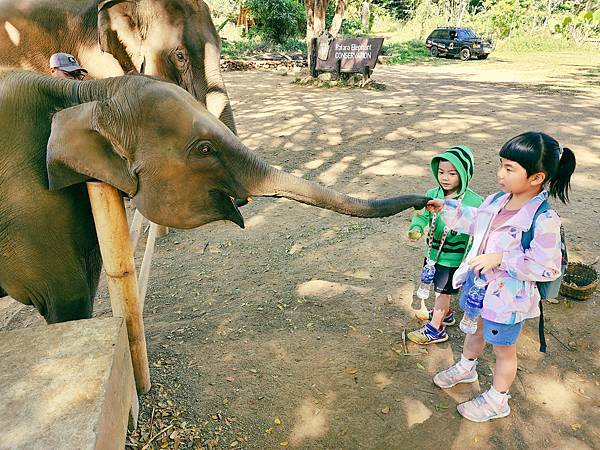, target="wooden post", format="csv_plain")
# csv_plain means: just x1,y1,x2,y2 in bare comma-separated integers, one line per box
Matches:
155,225,169,238
129,209,145,250
138,222,158,310
87,182,151,395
